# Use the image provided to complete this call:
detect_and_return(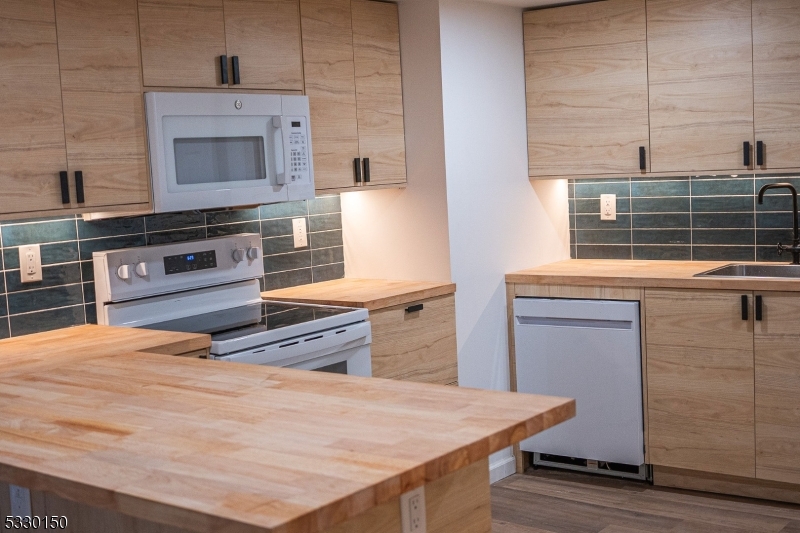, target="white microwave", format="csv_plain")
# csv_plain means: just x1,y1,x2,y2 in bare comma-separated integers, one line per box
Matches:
144,92,315,213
